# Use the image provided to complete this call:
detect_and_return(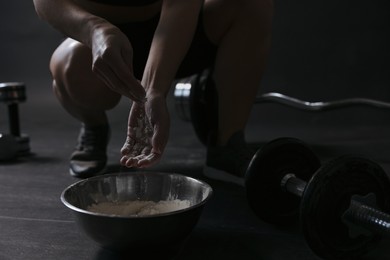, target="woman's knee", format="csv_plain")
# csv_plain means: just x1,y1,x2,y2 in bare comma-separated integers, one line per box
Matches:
246,0,274,32
226,0,274,24
50,38,121,110
50,38,91,97
204,0,273,43
50,39,85,82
